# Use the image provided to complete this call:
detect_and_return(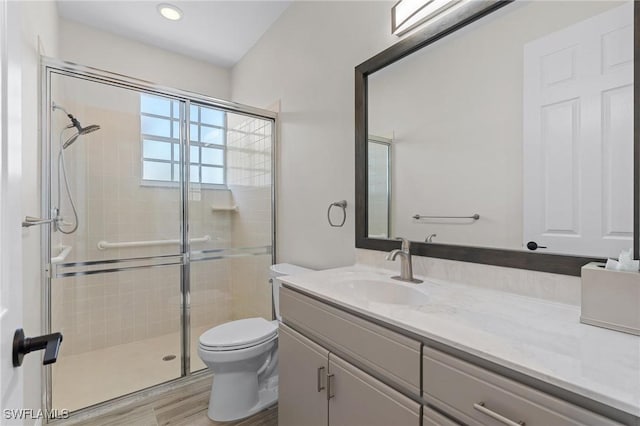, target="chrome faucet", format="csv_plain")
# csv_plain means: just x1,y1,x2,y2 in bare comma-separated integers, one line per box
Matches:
385,238,423,283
